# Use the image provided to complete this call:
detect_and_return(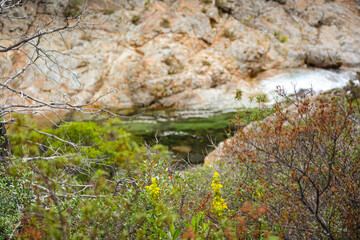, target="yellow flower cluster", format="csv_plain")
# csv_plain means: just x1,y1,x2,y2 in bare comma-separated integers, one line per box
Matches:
211,172,228,216
145,178,161,200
